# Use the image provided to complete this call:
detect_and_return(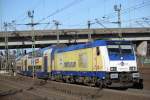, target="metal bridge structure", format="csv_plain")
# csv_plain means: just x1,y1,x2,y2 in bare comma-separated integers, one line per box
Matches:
0,27,150,49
